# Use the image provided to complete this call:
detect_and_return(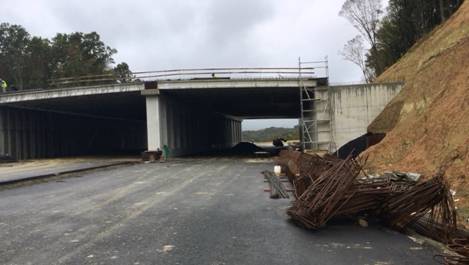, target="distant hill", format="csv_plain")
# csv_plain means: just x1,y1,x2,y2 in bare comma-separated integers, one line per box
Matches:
242,126,299,143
